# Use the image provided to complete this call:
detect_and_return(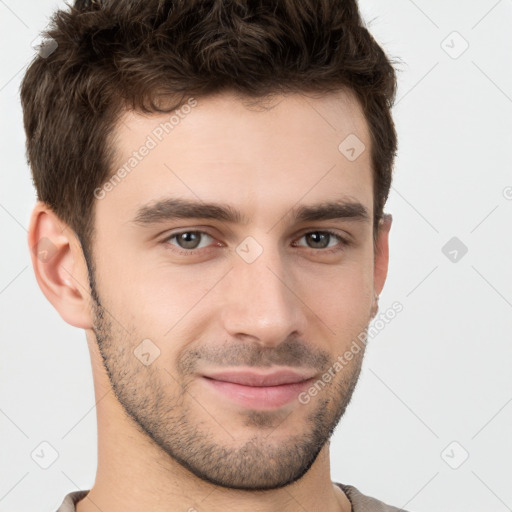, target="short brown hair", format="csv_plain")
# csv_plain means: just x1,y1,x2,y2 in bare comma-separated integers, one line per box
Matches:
20,0,399,263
